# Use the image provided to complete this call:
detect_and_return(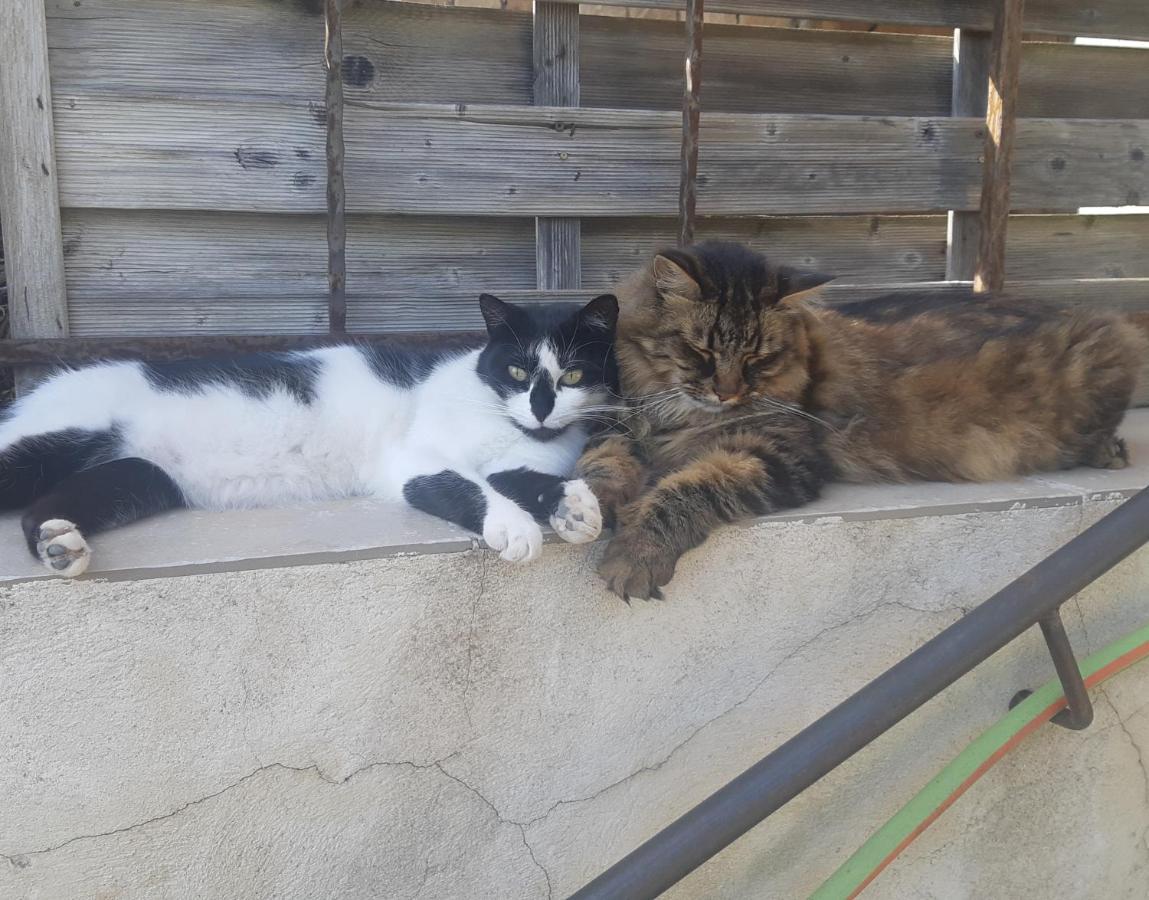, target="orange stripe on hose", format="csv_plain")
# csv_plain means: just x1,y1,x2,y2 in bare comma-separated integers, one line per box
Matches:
846,640,1149,899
